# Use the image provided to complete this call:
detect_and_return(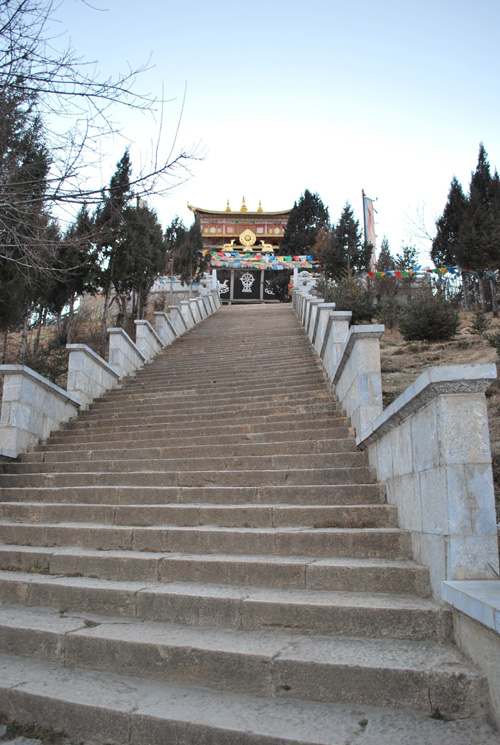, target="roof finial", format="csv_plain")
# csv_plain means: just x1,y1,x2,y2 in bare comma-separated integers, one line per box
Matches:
226,199,231,212
241,196,248,213
257,200,263,213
